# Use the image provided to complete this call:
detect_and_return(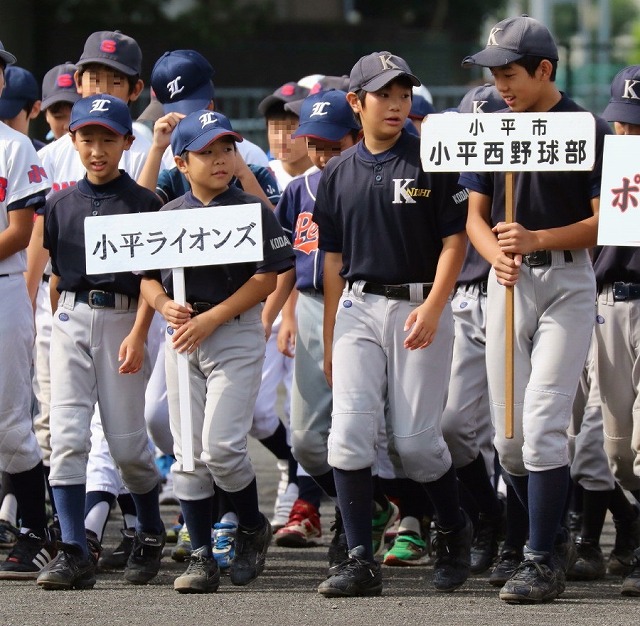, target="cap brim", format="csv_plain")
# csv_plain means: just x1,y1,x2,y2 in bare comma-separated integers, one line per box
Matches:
283,99,304,116
0,98,26,120
77,57,139,76
42,92,81,111
137,99,164,123
292,122,351,142
69,119,131,136
0,50,16,66
462,48,522,68
187,129,243,153
359,70,421,93
602,101,640,125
